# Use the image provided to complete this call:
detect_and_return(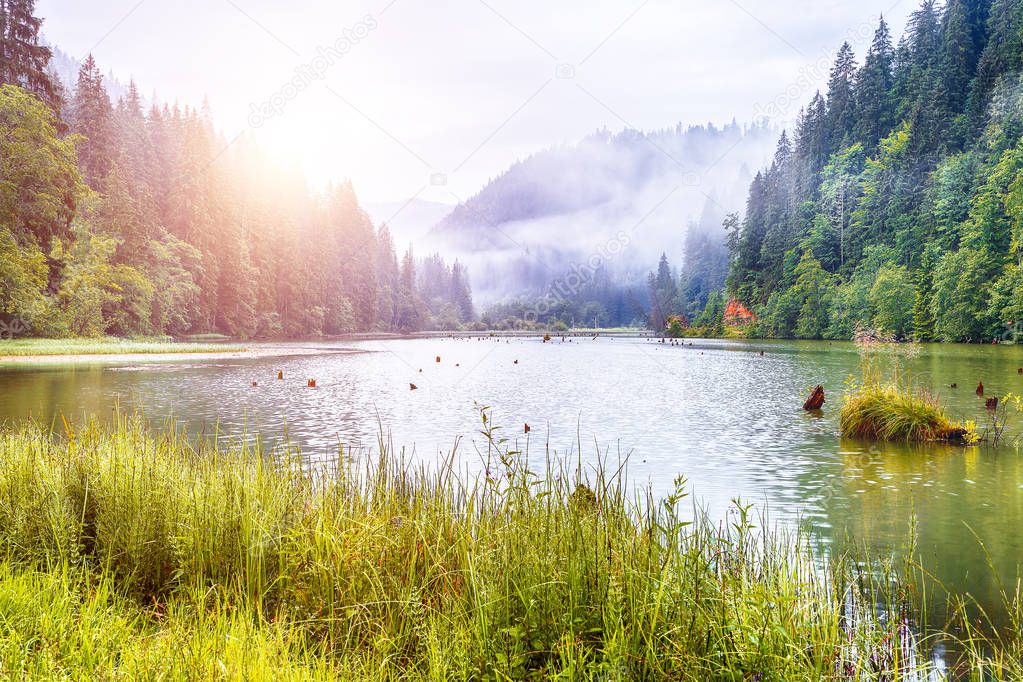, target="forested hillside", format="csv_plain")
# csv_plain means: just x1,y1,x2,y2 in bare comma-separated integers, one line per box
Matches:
432,122,773,326
0,1,472,339
728,0,1023,343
